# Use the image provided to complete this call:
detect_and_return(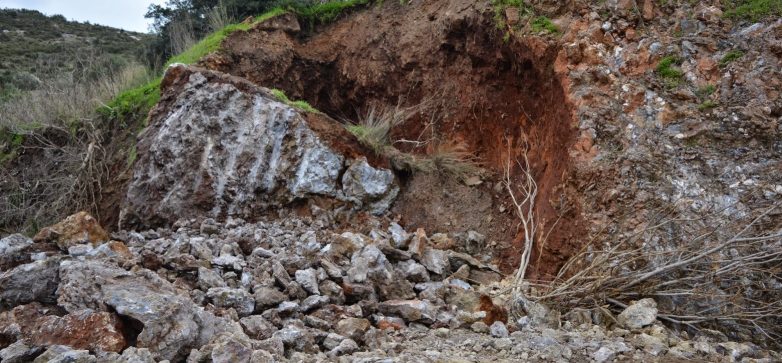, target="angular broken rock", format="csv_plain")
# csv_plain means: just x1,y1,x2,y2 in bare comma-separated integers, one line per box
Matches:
378,299,438,323
0,234,33,260
0,256,61,309
206,287,255,317
341,157,399,215
618,298,658,330
33,211,108,250
57,259,246,361
0,303,127,352
33,345,96,363
253,286,287,310
335,317,371,342
0,341,42,363
295,268,320,295
120,65,398,228
420,248,451,276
